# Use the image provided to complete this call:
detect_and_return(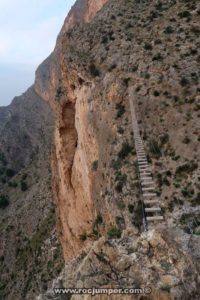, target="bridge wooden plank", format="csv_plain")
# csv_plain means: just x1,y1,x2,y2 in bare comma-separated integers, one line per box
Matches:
146,216,164,221
145,207,161,212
